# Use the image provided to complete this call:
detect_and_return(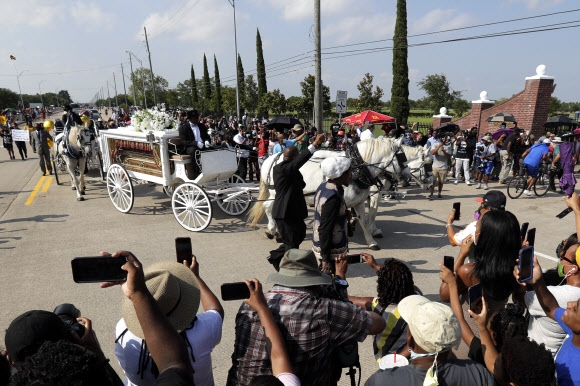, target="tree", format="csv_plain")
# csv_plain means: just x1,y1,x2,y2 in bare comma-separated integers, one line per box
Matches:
417,73,462,114
286,96,304,114
452,98,470,117
237,54,246,111
128,68,168,108
245,74,258,114
57,90,73,105
390,0,410,123
357,73,384,111
300,74,331,116
549,96,562,116
202,54,212,113
256,28,268,115
213,55,222,113
221,86,237,114
0,88,20,108
190,65,198,109
262,89,286,115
